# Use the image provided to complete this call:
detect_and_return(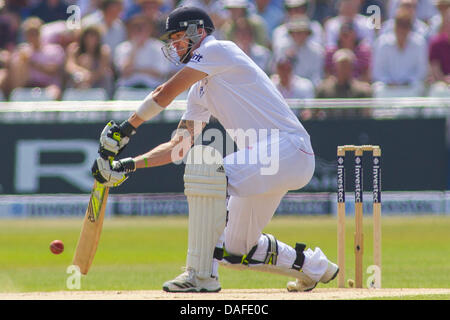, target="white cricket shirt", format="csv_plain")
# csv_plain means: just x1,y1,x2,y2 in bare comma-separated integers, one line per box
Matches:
182,35,310,149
